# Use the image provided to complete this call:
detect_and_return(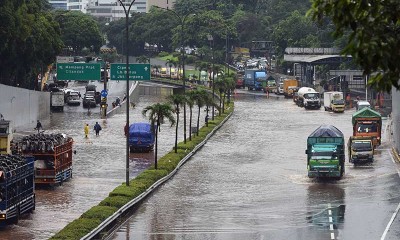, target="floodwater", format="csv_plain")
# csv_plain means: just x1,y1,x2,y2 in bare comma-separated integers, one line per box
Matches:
0,81,201,239
109,90,400,240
